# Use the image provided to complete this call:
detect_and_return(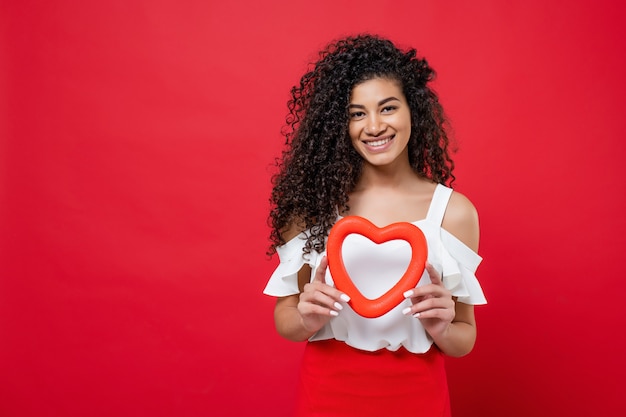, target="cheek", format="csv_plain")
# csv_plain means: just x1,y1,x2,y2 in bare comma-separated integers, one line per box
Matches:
348,124,360,144
402,111,412,131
